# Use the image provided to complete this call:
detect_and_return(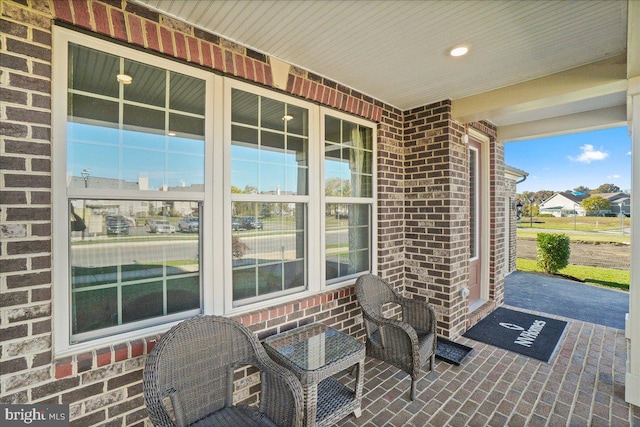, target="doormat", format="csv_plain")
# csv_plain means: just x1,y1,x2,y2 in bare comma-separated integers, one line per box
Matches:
463,307,567,363
436,337,473,365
